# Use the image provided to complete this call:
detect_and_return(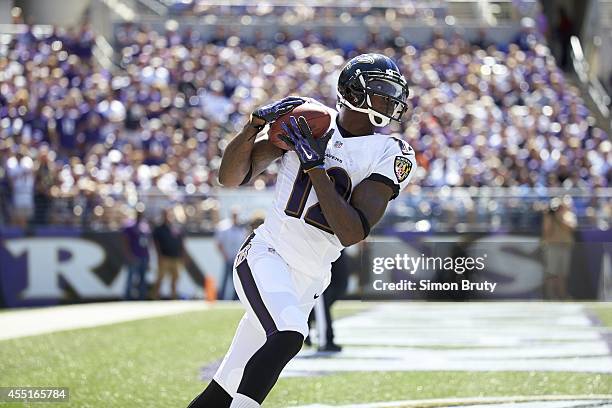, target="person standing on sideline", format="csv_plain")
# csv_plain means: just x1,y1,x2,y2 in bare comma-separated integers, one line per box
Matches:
215,207,247,300
153,208,185,300
307,251,349,352
33,146,55,225
123,210,151,300
541,196,577,299
7,151,34,228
